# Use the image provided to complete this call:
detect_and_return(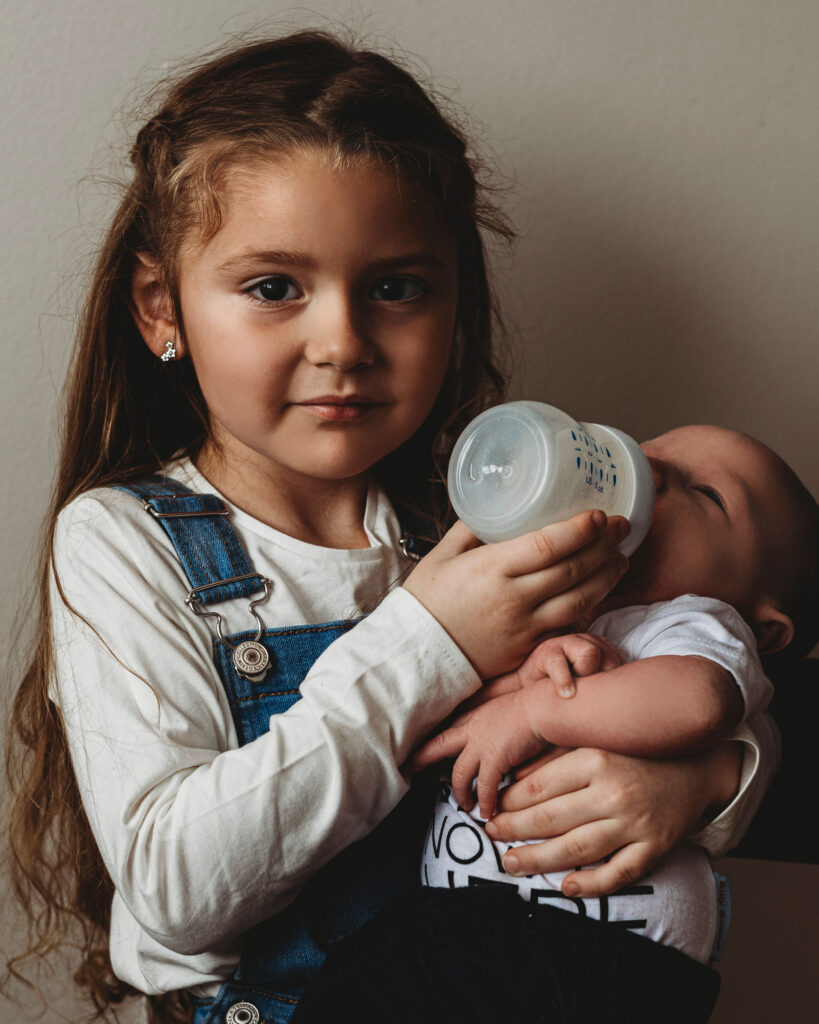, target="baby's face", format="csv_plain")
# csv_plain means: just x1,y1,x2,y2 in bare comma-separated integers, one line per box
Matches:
605,425,794,619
